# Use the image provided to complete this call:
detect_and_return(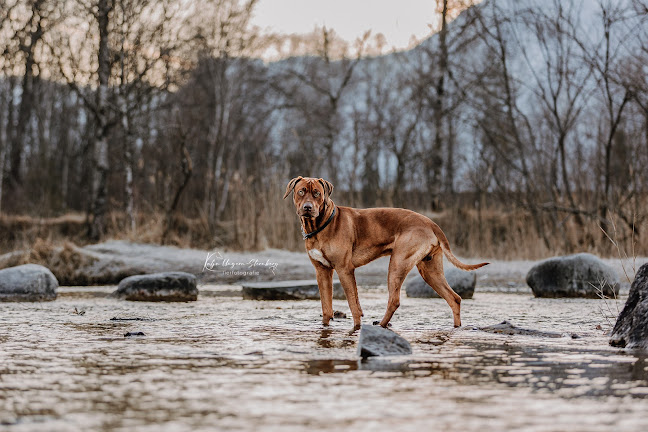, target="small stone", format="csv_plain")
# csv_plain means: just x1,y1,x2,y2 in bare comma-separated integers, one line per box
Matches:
242,280,345,300
0,264,58,302
526,253,619,298
610,263,648,349
405,268,476,299
112,272,198,302
333,310,347,319
357,325,412,358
